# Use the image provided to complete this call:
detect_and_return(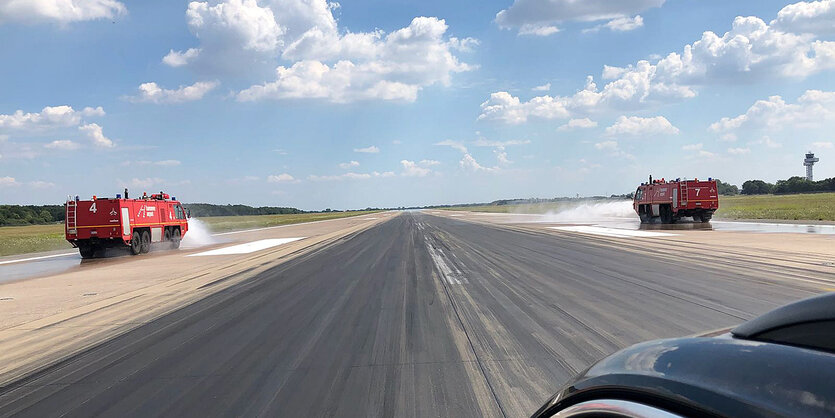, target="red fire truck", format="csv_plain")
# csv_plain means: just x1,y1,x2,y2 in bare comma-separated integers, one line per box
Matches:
65,190,189,258
633,177,719,224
